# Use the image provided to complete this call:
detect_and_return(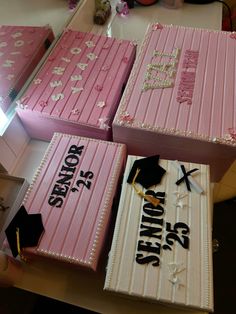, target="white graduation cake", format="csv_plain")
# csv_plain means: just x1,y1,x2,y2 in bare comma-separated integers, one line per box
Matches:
104,155,213,312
